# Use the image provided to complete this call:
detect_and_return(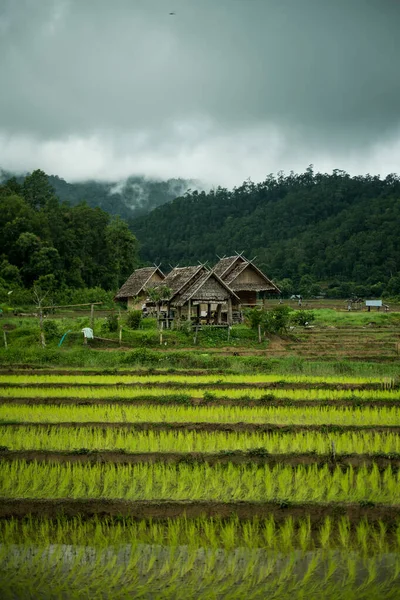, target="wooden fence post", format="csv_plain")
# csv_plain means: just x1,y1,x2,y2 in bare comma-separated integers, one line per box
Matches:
3,330,7,349
90,304,94,330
